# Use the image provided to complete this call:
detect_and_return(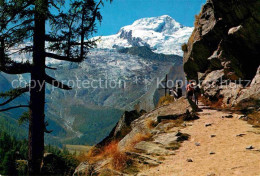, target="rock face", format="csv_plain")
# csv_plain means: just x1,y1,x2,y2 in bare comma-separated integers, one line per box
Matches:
183,0,260,108
96,110,145,148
